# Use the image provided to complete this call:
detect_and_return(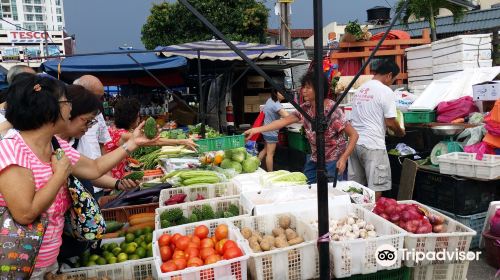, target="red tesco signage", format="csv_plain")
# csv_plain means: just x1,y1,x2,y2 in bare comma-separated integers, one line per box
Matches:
9,31,48,40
